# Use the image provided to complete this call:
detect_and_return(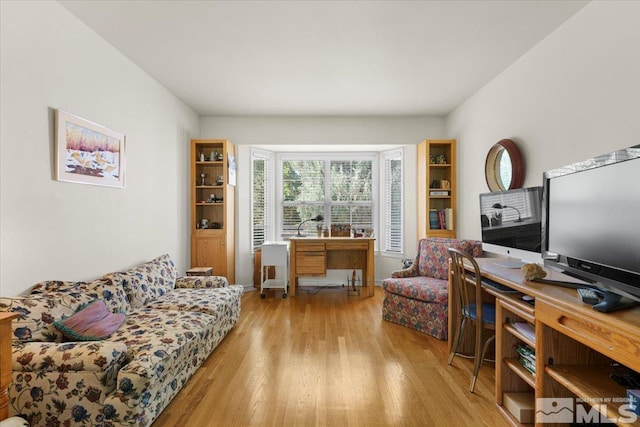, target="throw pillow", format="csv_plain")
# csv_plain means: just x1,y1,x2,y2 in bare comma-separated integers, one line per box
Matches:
54,300,126,341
